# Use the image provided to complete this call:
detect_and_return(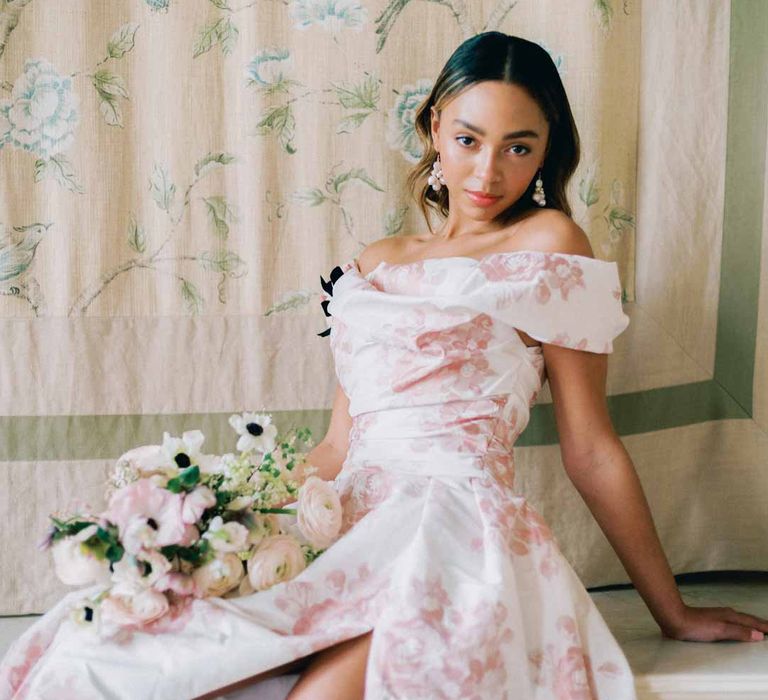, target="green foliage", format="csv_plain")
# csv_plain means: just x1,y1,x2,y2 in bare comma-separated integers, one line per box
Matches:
149,164,177,212
33,155,85,194
166,465,201,493
180,278,203,314
194,152,236,179
127,213,147,253
107,23,140,60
